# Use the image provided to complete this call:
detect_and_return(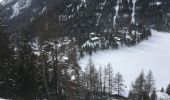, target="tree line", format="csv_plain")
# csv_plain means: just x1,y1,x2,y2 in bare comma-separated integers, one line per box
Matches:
77,58,125,100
